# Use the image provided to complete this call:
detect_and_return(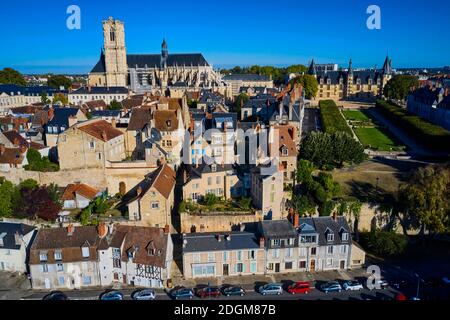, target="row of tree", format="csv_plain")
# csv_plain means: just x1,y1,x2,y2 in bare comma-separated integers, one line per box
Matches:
0,178,61,221
0,67,74,90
